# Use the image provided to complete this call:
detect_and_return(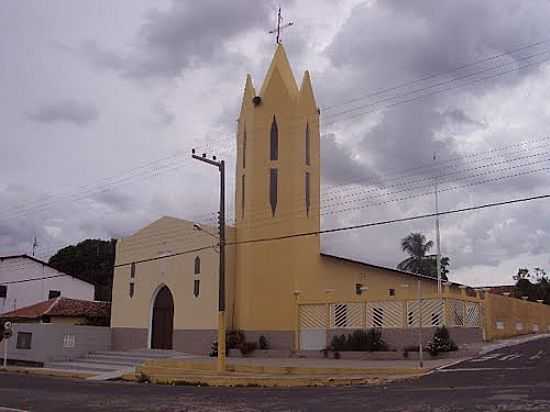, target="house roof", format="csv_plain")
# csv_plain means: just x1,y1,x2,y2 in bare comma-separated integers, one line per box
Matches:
320,253,468,287
0,297,110,320
0,254,94,287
